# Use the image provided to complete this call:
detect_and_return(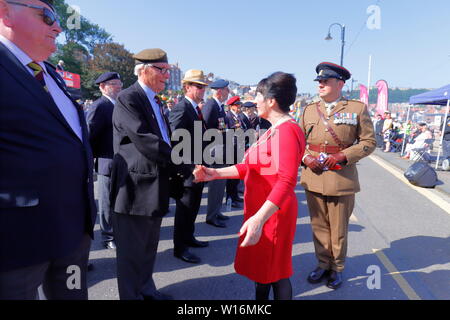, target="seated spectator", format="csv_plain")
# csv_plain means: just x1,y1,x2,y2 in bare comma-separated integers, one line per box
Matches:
402,123,433,159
